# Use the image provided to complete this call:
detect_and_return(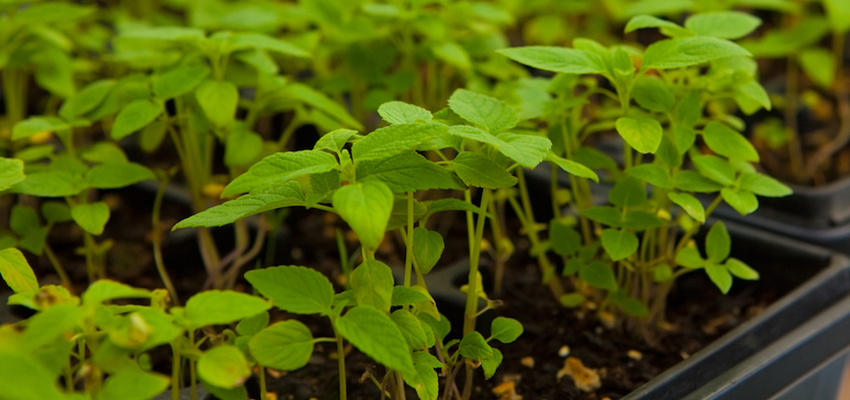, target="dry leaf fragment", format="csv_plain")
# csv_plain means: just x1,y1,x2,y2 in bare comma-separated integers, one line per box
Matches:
557,356,601,392
521,356,535,368
627,349,643,361
558,345,570,357
492,380,523,400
